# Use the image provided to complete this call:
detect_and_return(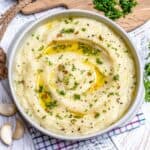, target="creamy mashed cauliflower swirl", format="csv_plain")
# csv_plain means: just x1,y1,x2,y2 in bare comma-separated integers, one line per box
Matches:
13,17,136,136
